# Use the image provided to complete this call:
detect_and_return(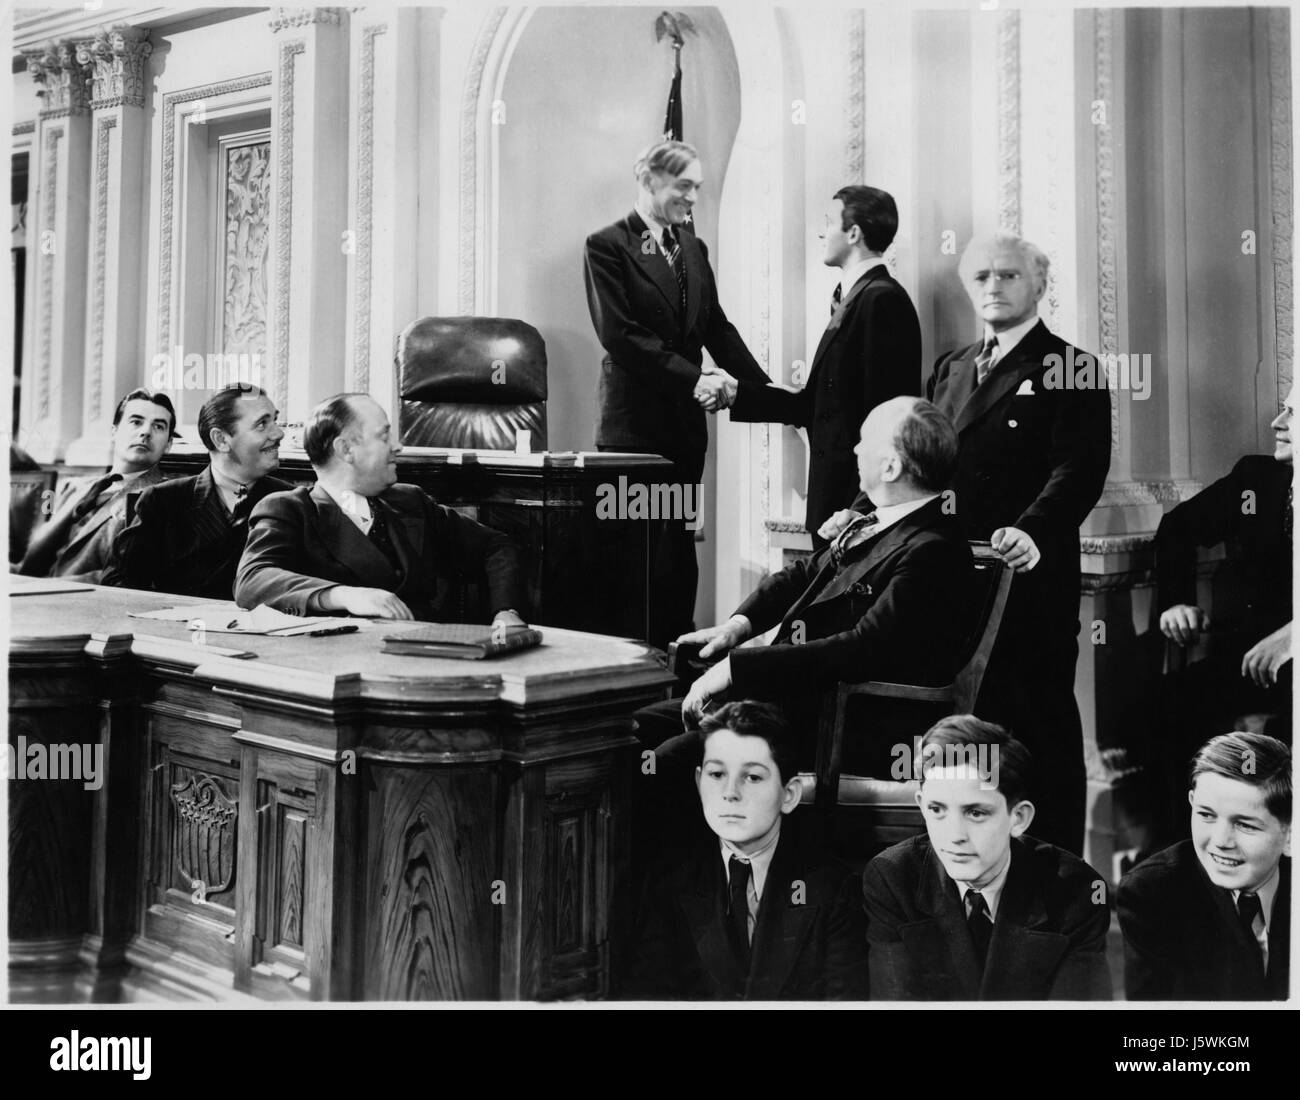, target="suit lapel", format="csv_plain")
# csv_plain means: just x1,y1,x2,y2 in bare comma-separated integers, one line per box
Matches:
744,833,817,999
627,211,685,322
811,499,939,606
807,265,887,381
379,490,425,570
191,467,234,546
681,854,748,997
953,320,1049,434
62,466,166,555
309,483,399,588
680,227,705,336
981,839,1069,999
915,845,983,998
